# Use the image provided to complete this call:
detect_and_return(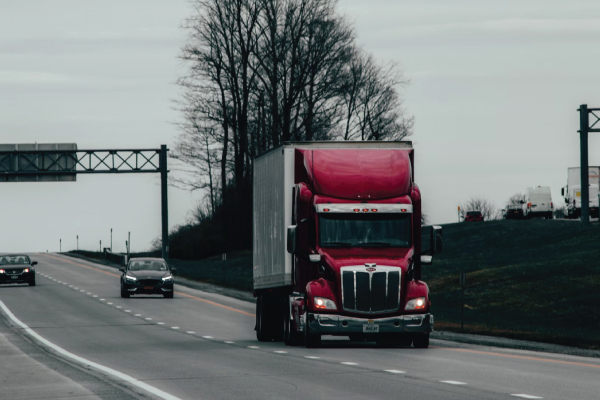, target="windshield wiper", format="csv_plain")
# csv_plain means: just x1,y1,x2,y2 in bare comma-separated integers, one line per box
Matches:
321,242,352,246
361,242,391,247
